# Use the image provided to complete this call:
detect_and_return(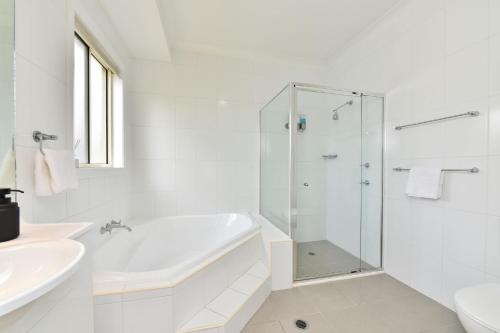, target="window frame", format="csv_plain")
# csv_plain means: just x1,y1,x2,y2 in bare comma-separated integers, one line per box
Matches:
74,31,115,168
